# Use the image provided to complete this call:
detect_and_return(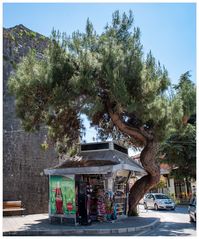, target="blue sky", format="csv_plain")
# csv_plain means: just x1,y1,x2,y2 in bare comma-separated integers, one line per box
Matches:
3,2,196,150
3,3,196,83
